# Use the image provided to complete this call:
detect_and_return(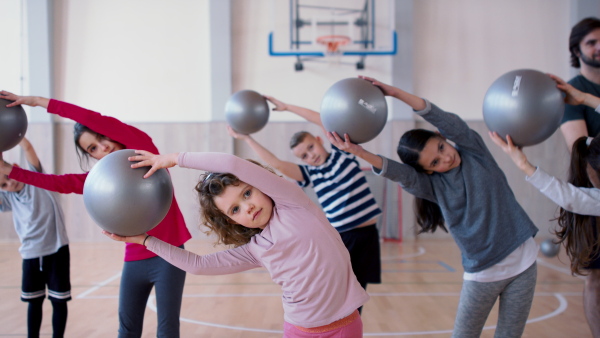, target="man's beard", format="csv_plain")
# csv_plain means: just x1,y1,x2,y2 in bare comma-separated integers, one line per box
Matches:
581,52,600,68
